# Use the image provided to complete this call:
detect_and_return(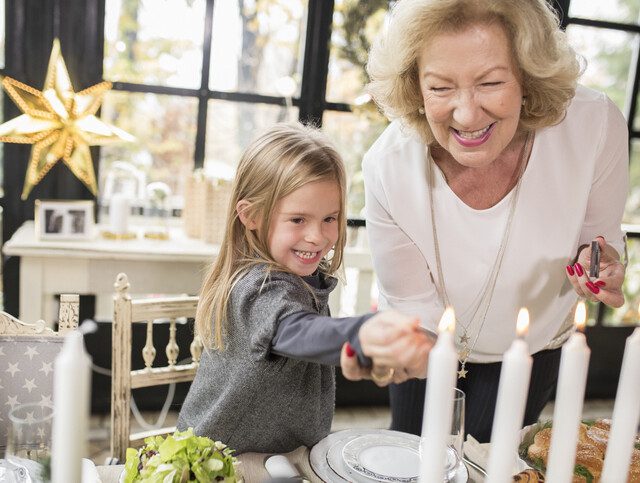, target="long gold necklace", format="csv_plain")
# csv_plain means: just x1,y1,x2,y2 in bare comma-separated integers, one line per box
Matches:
427,133,532,379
